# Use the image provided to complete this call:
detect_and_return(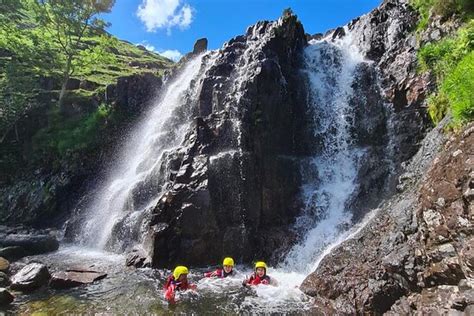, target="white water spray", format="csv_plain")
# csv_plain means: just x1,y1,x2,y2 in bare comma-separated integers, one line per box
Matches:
77,54,213,251
281,29,367,275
